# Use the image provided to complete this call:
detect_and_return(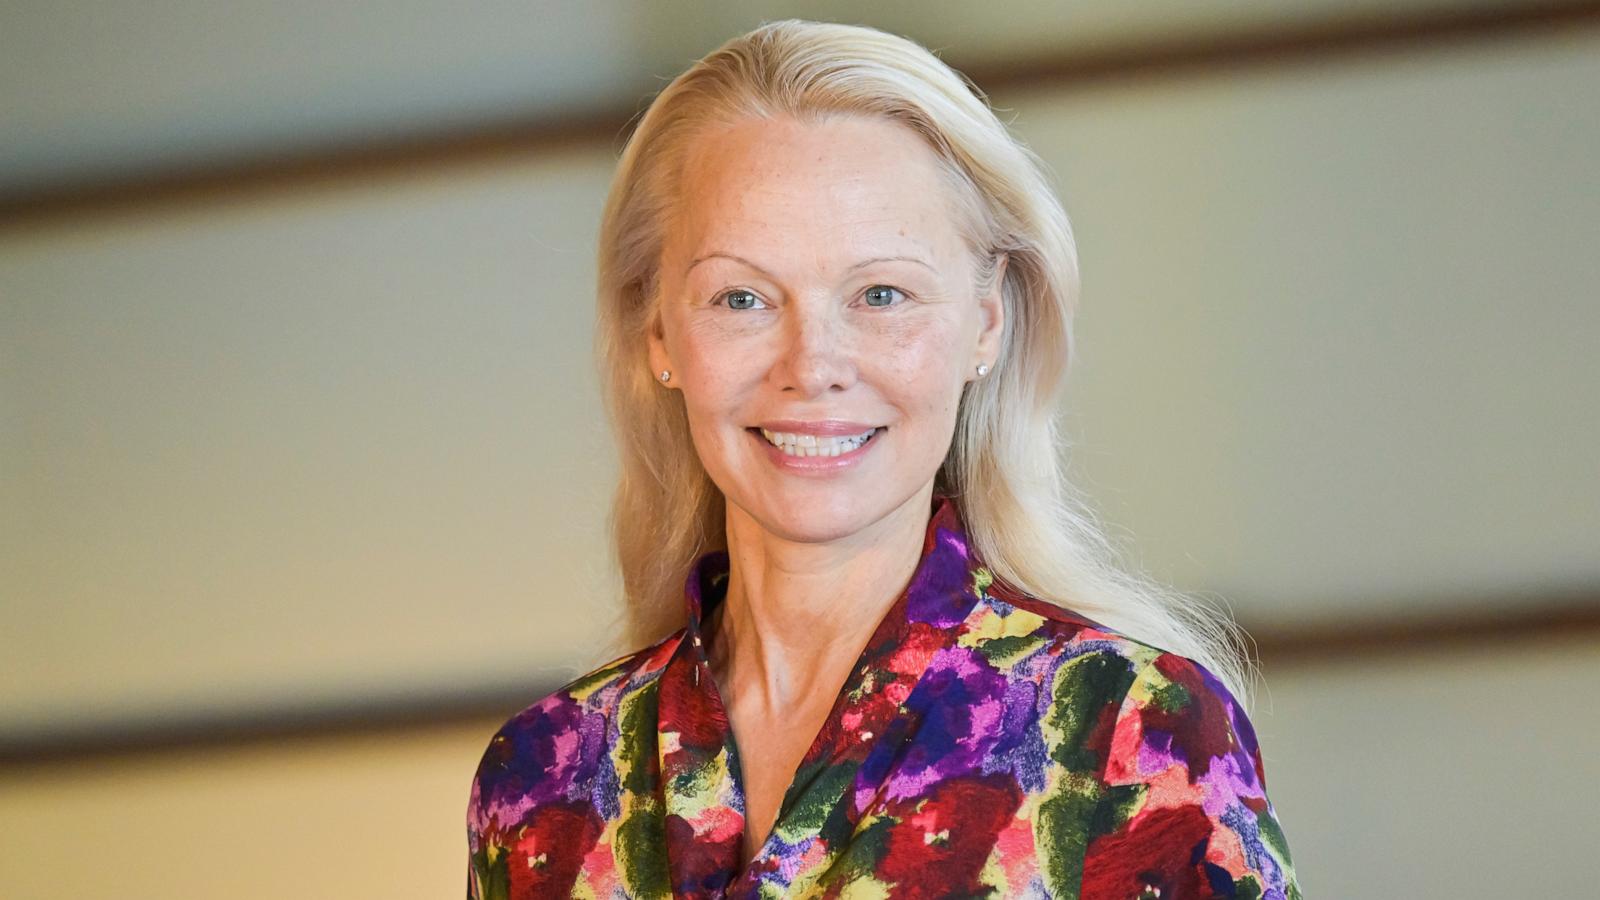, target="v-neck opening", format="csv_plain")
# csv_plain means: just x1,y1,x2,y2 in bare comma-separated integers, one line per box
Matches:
711,564,918,867
664,494,984,894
